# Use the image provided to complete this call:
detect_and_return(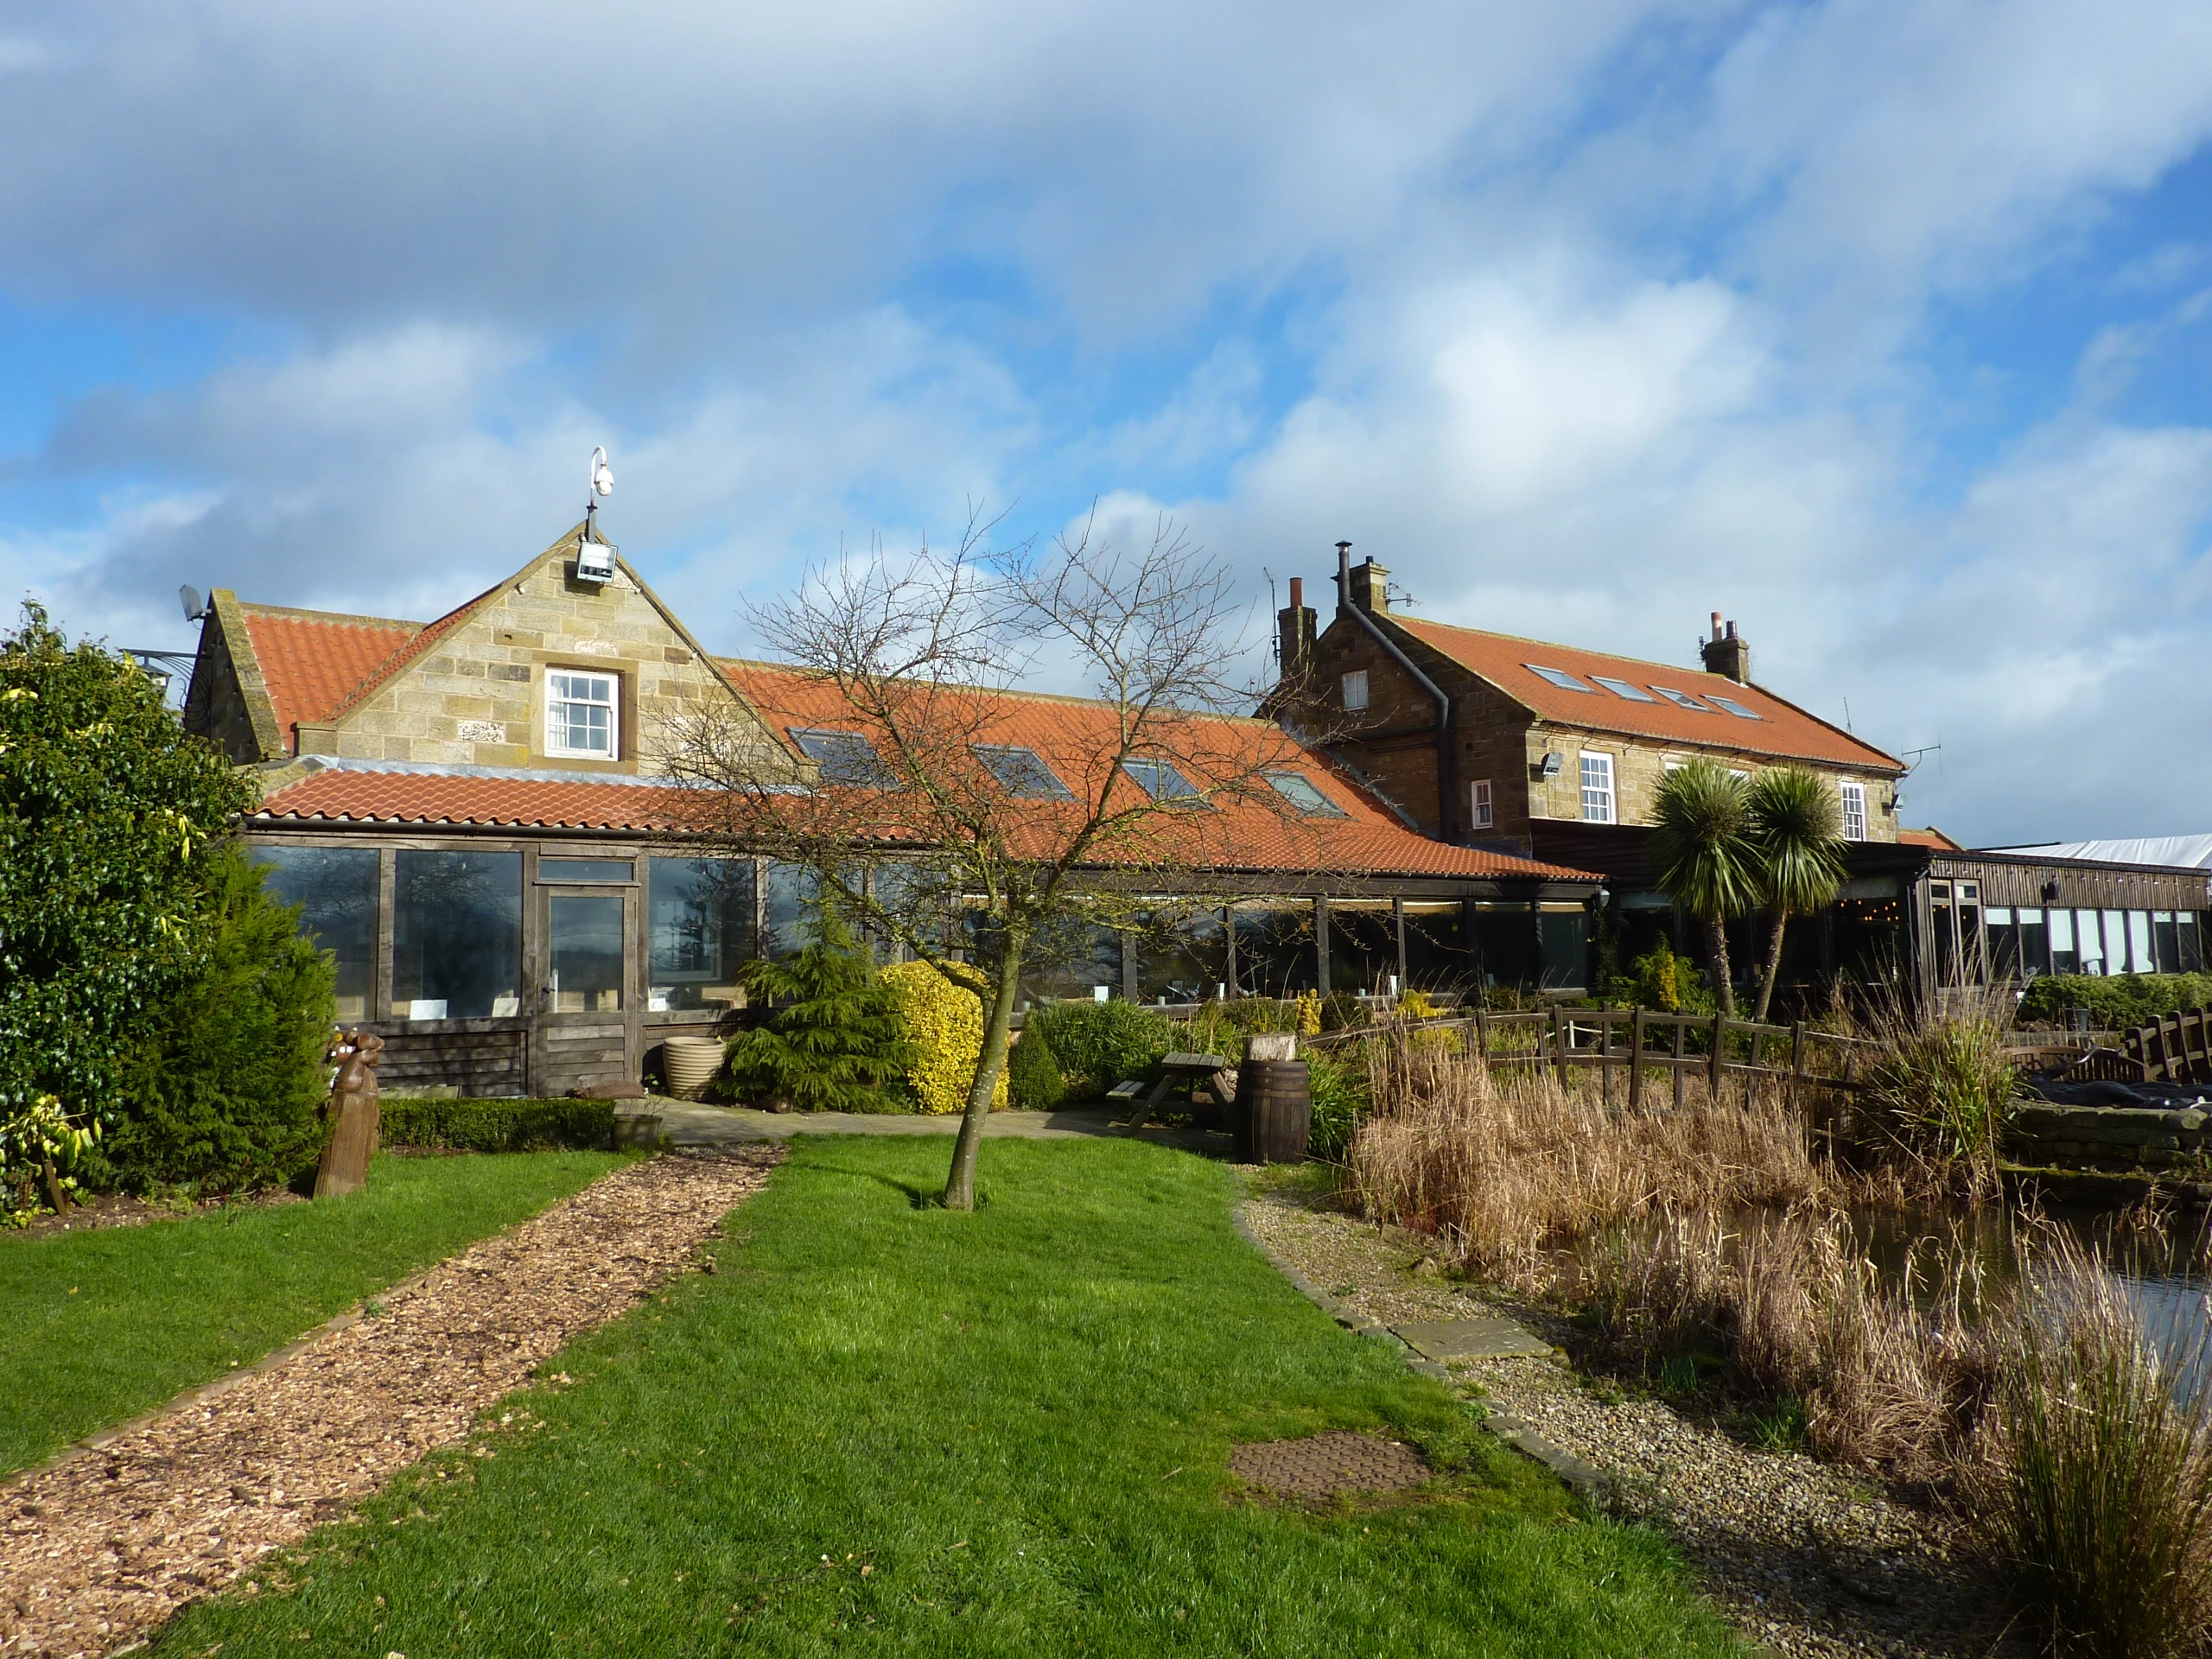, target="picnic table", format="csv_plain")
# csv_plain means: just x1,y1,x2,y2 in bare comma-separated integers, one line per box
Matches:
1113,1052,1236,1134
